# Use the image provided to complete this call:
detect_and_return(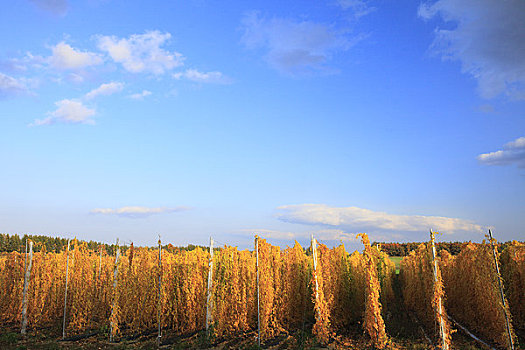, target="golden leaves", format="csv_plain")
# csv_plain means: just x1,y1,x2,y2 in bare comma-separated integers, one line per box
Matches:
442,242,516,349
